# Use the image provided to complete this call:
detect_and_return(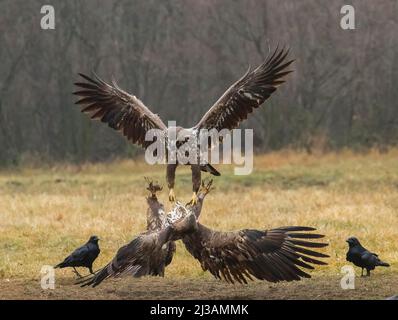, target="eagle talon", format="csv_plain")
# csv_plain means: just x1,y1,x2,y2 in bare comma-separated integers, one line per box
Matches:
188,192,198,206
145,178,162,197
168,189,176,202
